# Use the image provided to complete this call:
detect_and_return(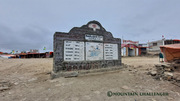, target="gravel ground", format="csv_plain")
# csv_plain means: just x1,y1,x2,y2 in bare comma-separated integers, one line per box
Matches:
0,57,180,101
